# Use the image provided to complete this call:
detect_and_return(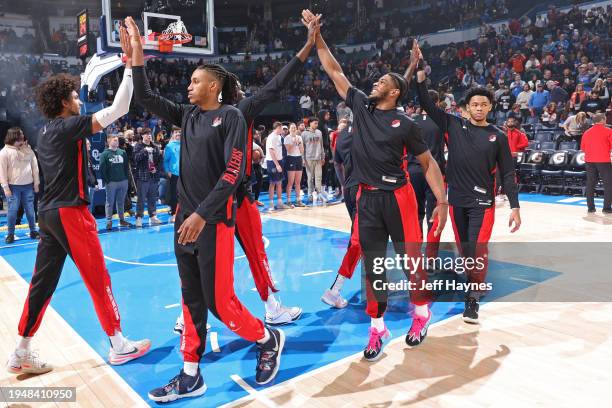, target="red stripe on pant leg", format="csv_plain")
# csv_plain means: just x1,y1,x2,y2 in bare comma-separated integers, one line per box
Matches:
59,206,121,336
214,223,265,342
394,184,429,305
180,299,201,363
17,271,52,337
77,140,85,200
472,206,495,285
338,186,362,279
235,199,277,301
